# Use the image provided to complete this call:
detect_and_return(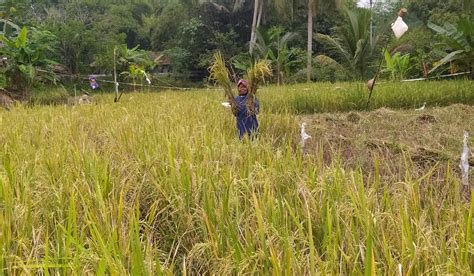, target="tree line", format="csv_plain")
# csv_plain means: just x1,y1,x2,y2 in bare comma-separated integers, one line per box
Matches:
0,0,472,98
